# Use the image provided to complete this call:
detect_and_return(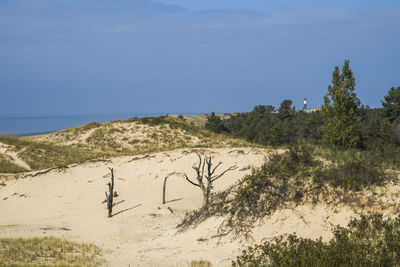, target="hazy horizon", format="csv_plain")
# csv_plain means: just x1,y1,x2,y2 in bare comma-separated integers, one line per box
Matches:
1,0,399,117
